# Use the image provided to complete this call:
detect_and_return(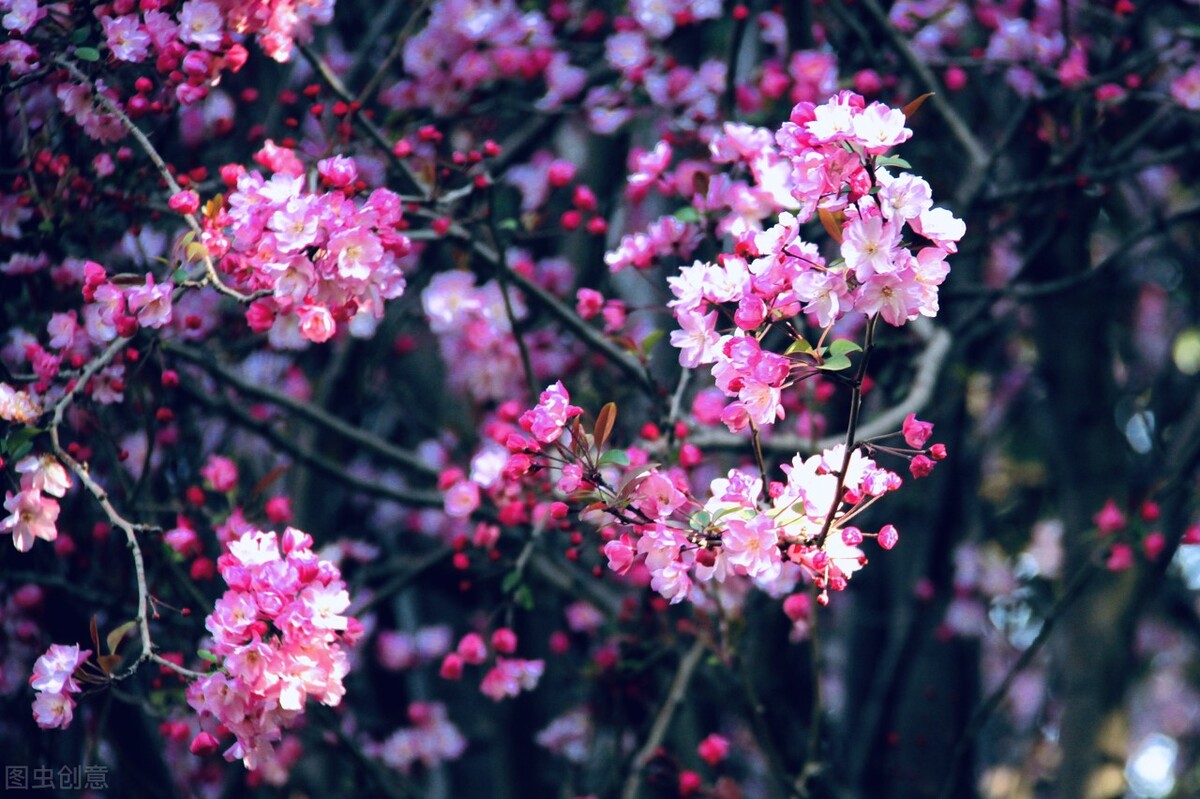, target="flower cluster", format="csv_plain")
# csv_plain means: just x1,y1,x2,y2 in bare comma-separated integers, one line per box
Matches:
186,526,359,784
382,0,583,116
420,270,528,402
30,643,90,729
439,629,544,701
200,147,411,346
370,702,466,773
3,454,70,552
602,443,904,605
652,92,961,431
